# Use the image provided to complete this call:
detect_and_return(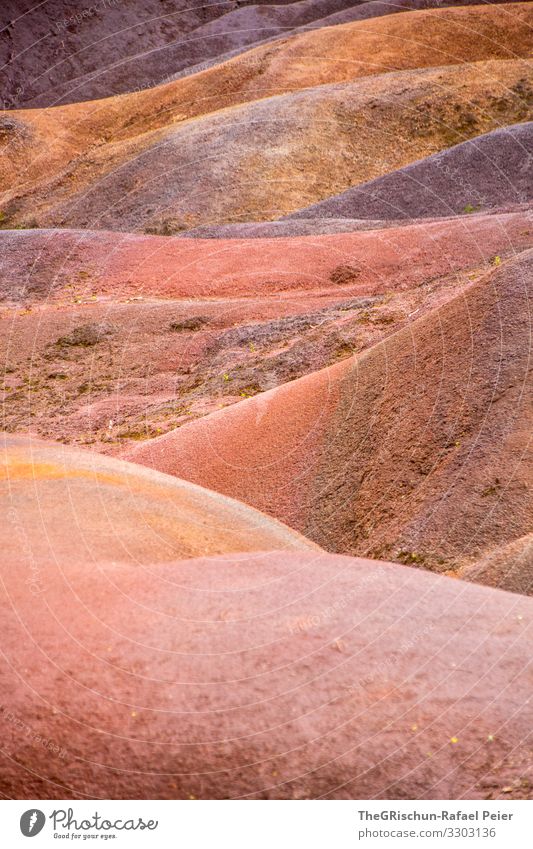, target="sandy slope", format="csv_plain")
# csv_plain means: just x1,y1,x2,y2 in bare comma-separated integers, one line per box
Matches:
0,546,531,798
287,122,533,220
1,211,529,302
2,58,531,231
0,434,317,562
3,5,532,182
125,249,533,582
2,0,524,107
1,210,530,449
1,0,532,806
0,0,233,108
174,0,525,82
177,217,400,238
461,533,533,596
